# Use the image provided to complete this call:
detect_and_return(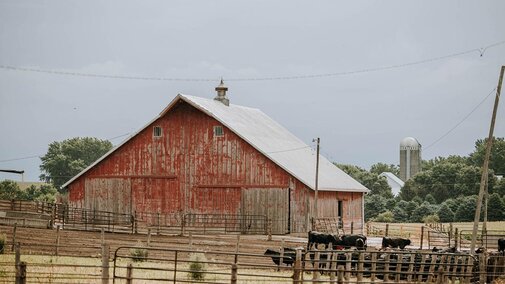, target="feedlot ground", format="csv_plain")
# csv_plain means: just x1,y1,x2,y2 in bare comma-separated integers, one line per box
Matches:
0,224,309,257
